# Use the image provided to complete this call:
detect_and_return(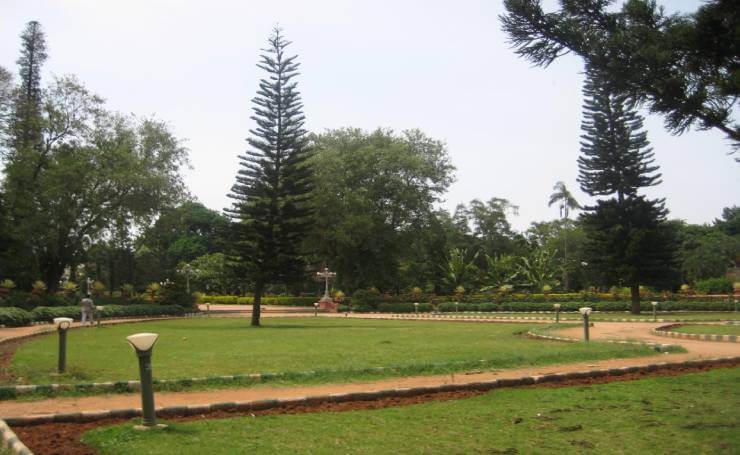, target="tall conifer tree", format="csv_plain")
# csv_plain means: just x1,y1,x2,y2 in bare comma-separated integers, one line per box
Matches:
578,66,677,314
227,27,313,326
12,20,46,157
